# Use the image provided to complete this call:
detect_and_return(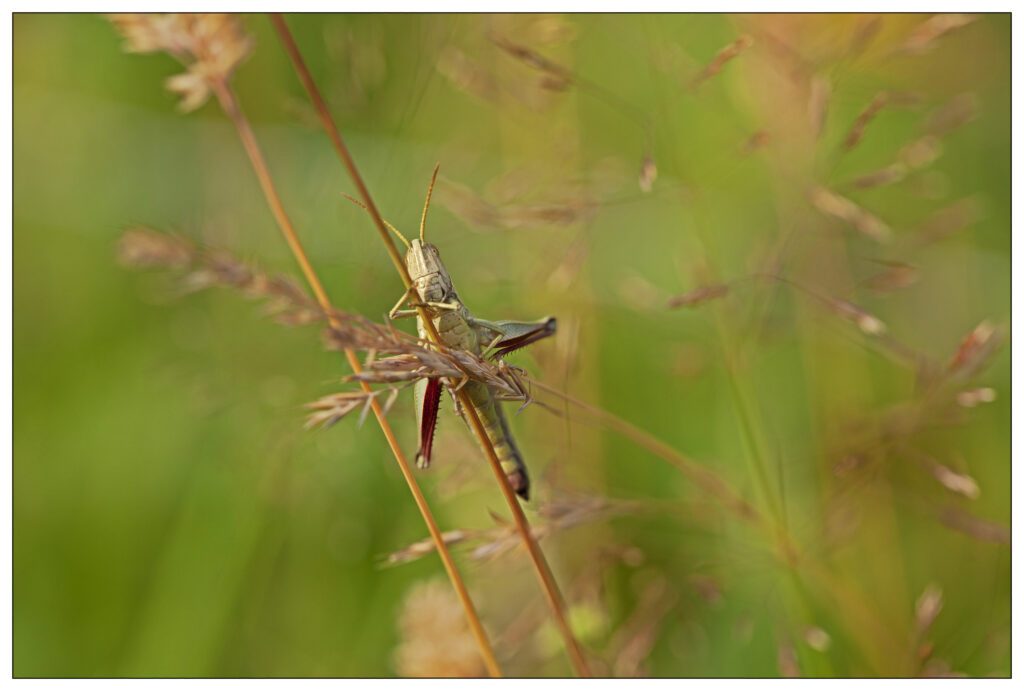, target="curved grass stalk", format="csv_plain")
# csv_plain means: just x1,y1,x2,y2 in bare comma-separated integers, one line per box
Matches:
268,14,591,677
